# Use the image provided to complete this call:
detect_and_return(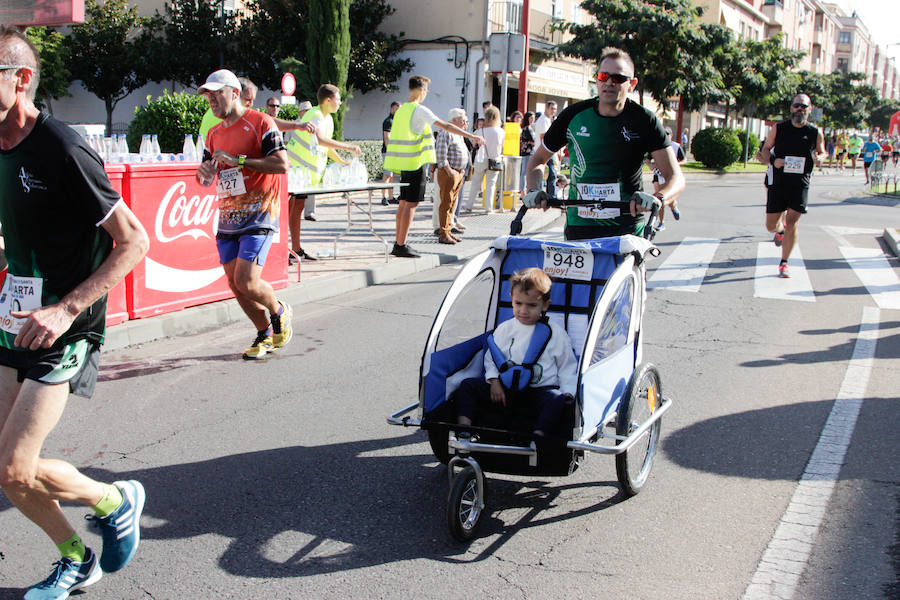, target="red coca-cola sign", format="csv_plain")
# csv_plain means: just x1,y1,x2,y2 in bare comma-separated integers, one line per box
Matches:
122,163,287,319
104,165,128,326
